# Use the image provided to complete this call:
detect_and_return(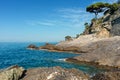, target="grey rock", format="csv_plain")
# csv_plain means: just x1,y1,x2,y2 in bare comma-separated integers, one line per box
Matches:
68,36,120,68
103,9,120,36
22,66,89,80
91,71,120,80
0,65,25,80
